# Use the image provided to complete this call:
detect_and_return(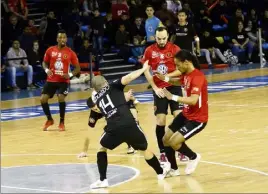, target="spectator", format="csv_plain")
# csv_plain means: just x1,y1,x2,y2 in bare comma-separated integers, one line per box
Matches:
211,0,229,25
145,5,161,45
229,8,245,34
104,12,116,50
19,26,37,51
8,0,28,21
195,6,213,32
111,0,129,20
27,40,46,82
182,2,194,24
262,9,268,40
43,11,59,48
118,12,131,33
231,21,254,63
247,8,258,28
128,0,145,22
82,0,99,16
155,1,177,25
78,39,92,63
200,30,228,67
6,40,35,90
130,17,146,41
115,24,130,61
91,9,105,62
28,20,39,36
167,0,182,15
131,36,145,65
